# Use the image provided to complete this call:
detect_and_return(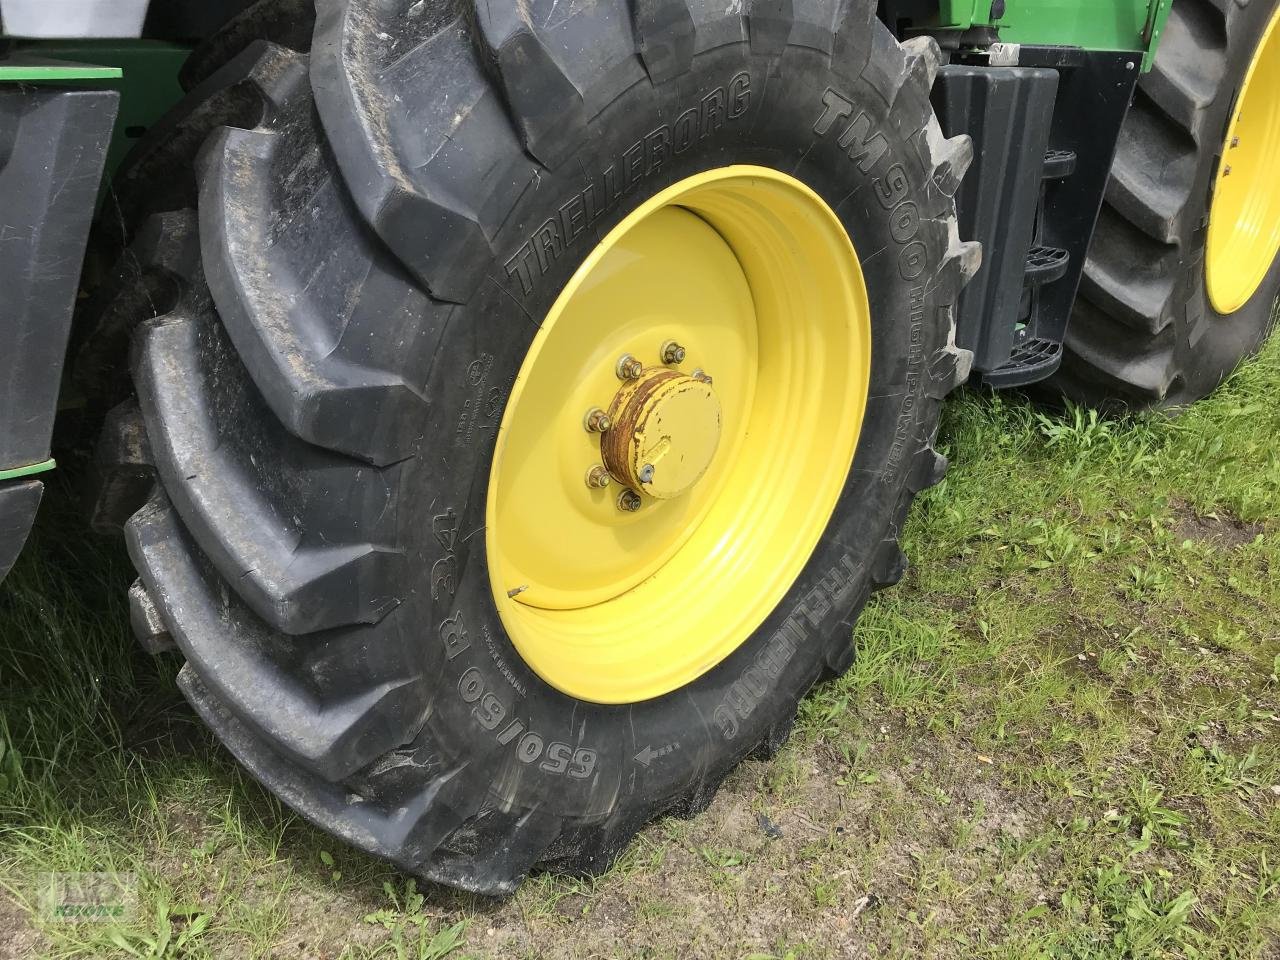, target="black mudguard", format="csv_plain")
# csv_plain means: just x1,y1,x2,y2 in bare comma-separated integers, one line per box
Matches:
0,83,118,582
